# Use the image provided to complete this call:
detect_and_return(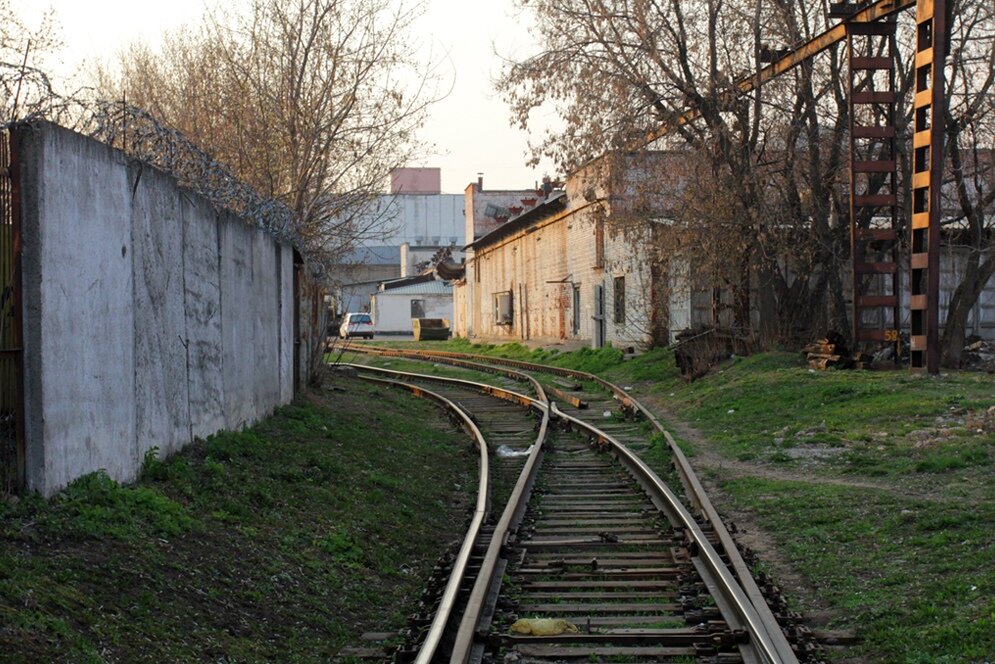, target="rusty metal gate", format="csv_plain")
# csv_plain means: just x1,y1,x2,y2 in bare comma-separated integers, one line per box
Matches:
0,128,24,495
